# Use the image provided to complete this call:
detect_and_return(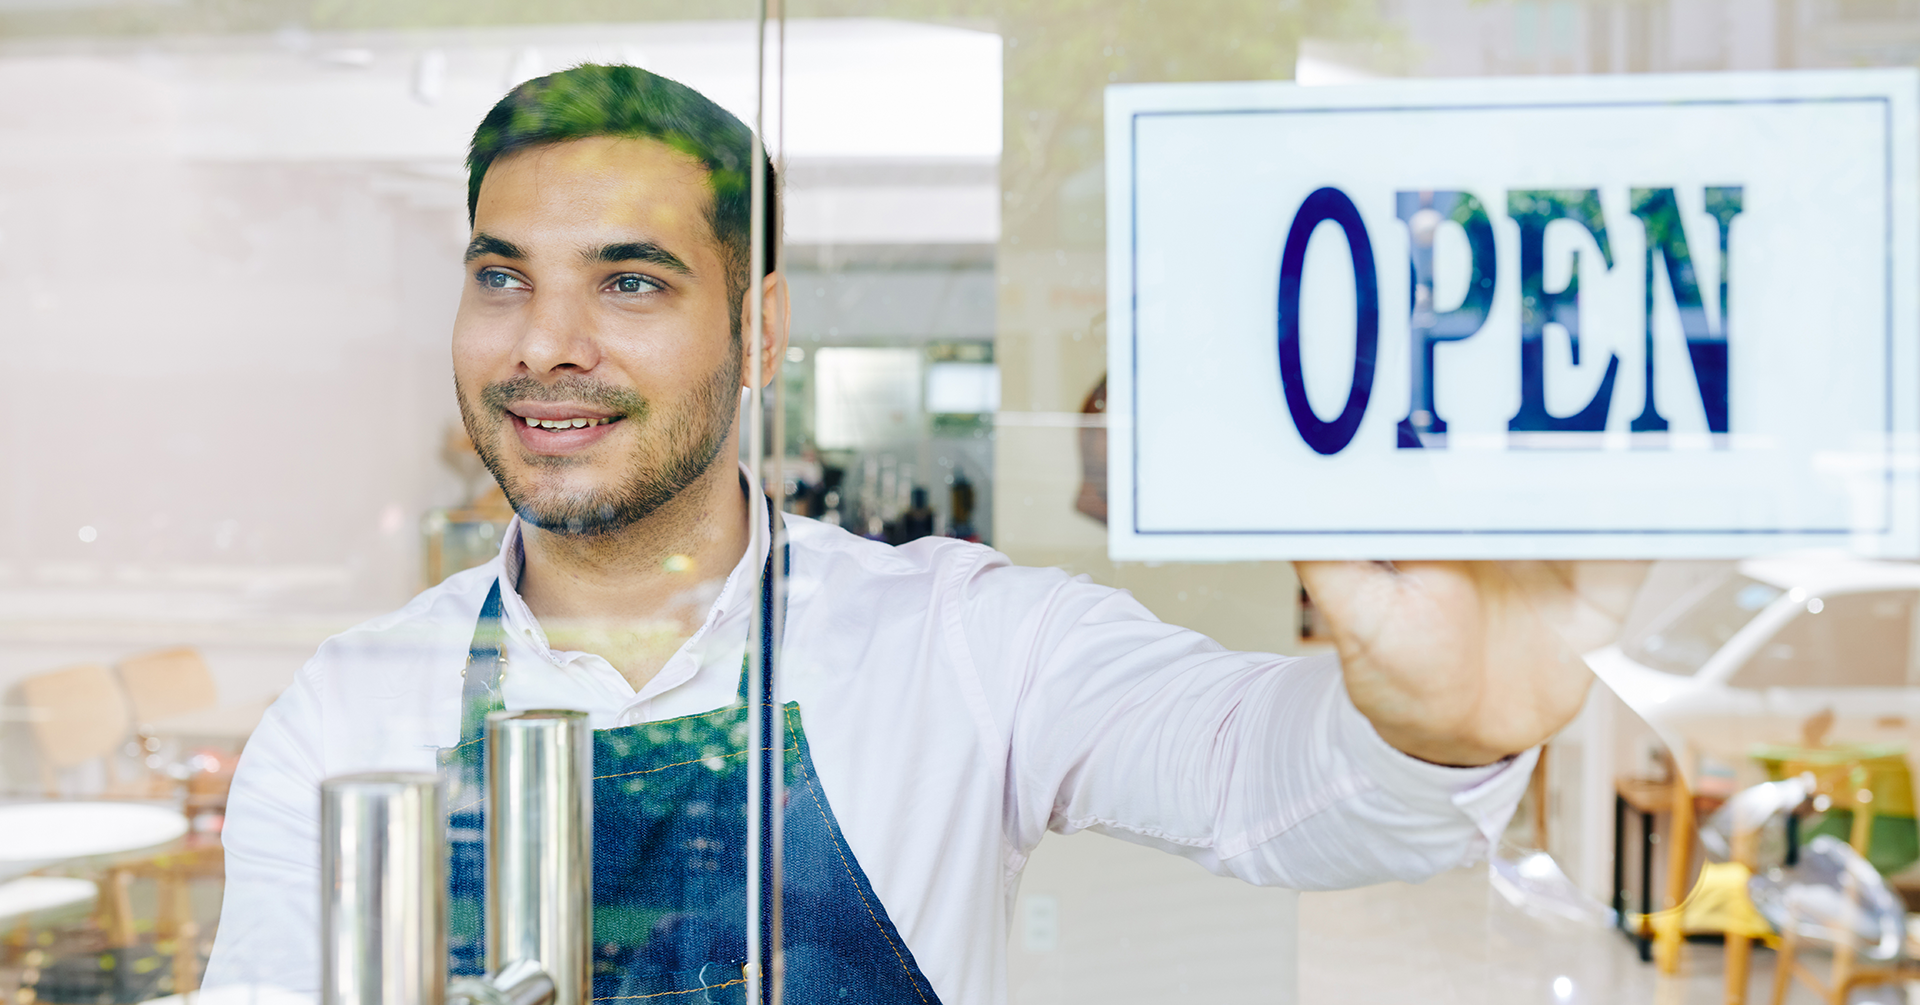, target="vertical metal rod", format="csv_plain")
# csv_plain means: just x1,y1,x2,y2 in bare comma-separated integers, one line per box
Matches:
486,710,592,1005
745,2,774,1003
321,773,446,1005
766,5,787,1004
